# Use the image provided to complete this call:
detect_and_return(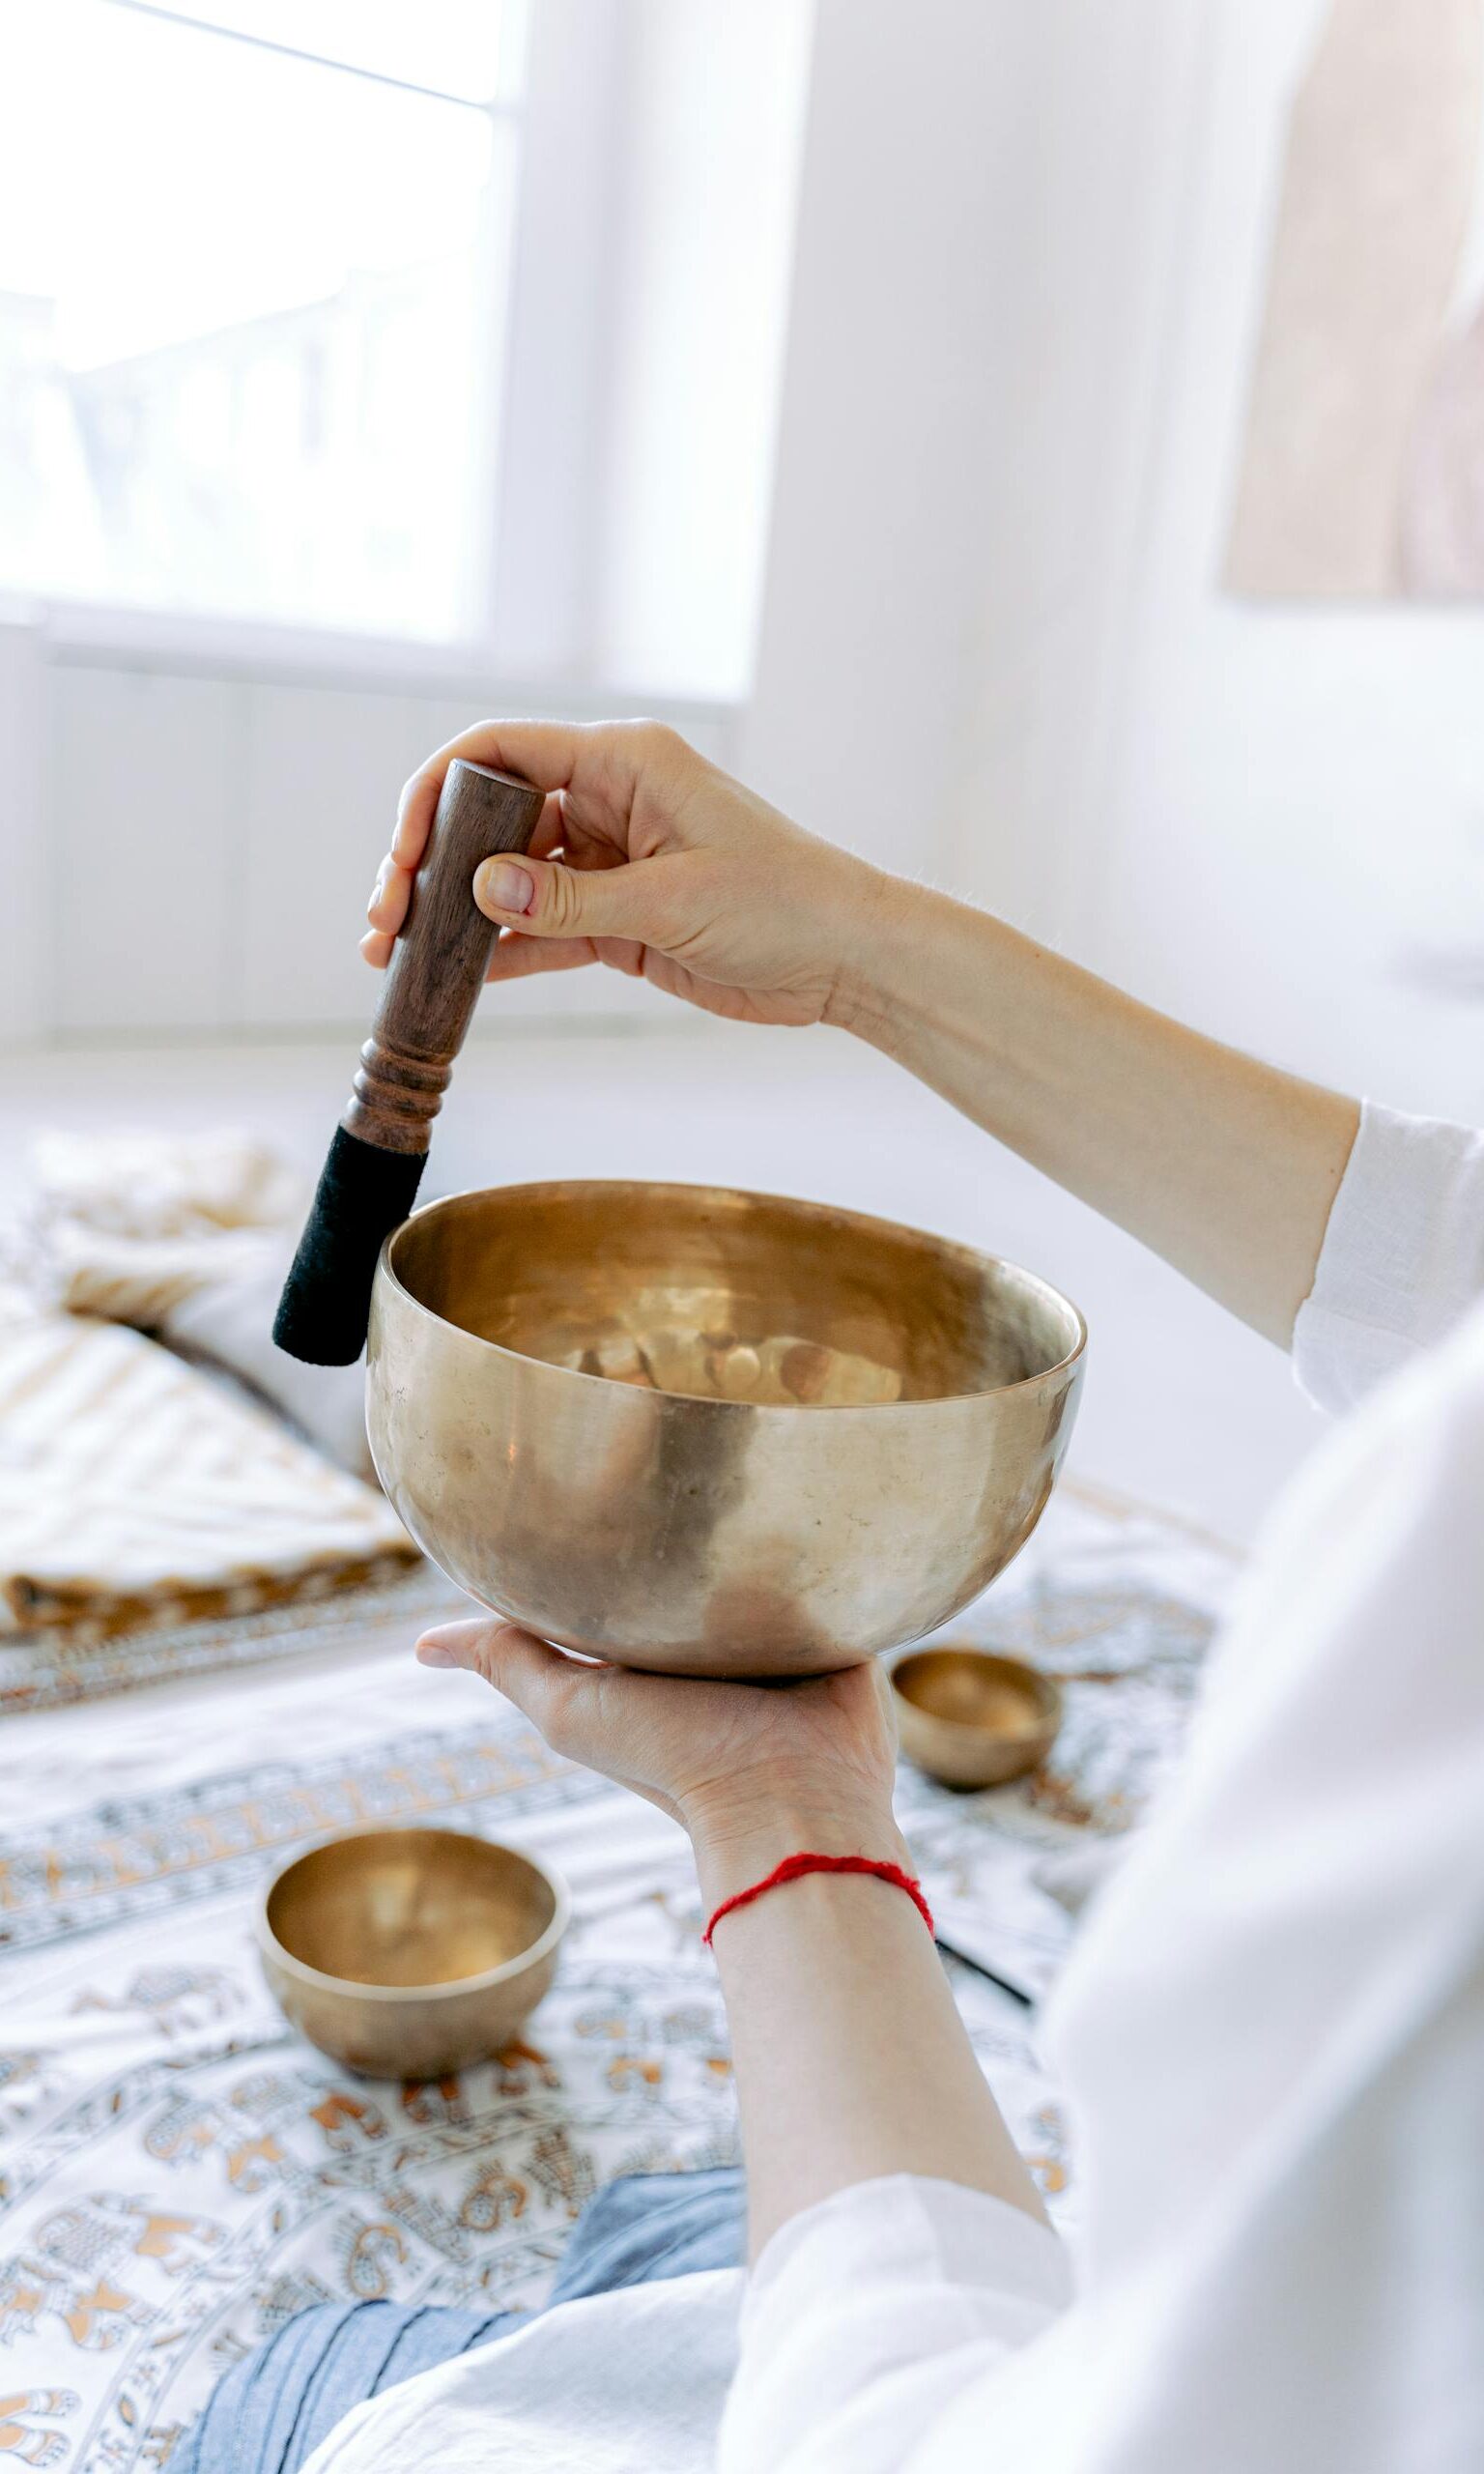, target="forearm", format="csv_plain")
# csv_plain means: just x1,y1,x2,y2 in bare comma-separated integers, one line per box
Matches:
692,1795,1046,2259
421,1590,1046,2261
835,877,1359,1347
